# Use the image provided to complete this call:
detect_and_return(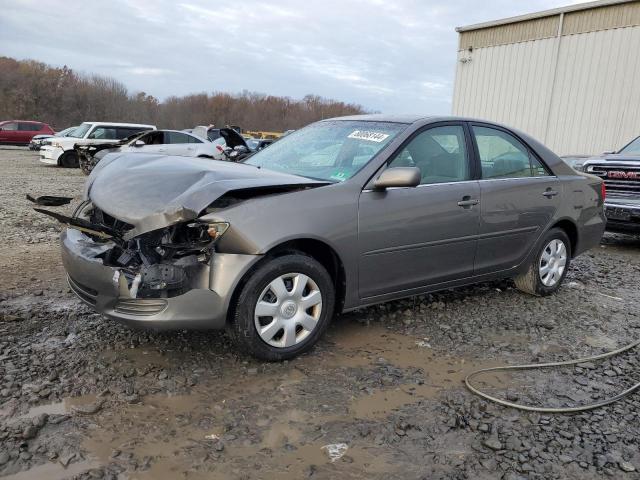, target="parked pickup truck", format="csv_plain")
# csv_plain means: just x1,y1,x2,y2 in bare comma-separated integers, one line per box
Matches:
583,136,640,233
40,122,155,167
